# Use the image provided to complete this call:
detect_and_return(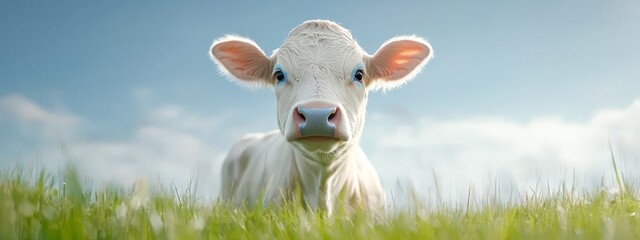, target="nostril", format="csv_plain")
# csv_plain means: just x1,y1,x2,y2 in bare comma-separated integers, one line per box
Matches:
328,112,336,120
327,108,338,122
296,106,338,137
296,108,306,121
